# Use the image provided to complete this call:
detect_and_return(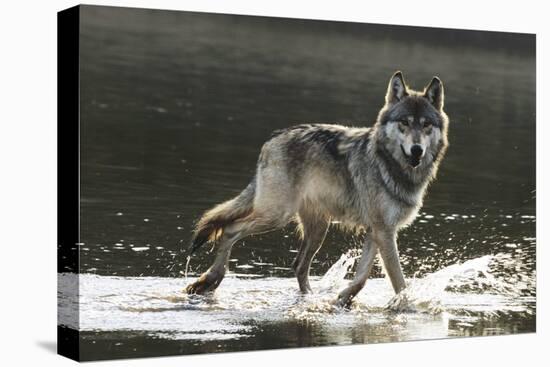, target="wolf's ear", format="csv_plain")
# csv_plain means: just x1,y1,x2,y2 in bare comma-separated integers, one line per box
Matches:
385,71,409,104
424,77,444,110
